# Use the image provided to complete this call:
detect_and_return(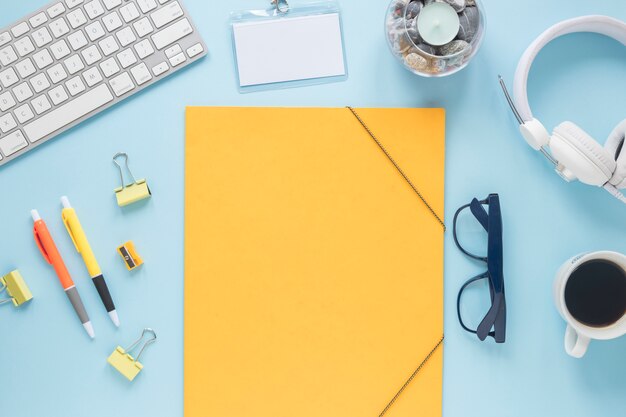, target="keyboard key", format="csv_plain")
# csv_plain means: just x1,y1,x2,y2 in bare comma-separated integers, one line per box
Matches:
13,82,33,102
15,37,36,57
109,72,134,96
0,91,16,111
0,114,17,133
186,43,203,58
33,27,53,47
152,18,192,49
33,49,54,69
169,52,185,67
120,3,140,23
159,0,170,3
47,3,66,18
65,0,84,8
103,12,123,32
65,76,86,96
117,48,137,68
11,22,29,38
137,0,157,13
30,73,51,93
85,0,105,19
47,63,68,83
0,32,11,47
134,39,154,59
15,104,35,123
50,18,71,38
29,13,48,28
0,46,18,65
82,67,103,86
49,85,69,105
116,27,136,47
51,39,71,59
103,0,122,10
151,1,183,29
85,21,105,41
64,54,85,75
165,44,181,58
31,95,52,115
67,8,88,29
99,36,119,56
130,62,151,85
133,17,154,37
68,30,88,50
100,58,120,77
0,130,28,157
82,45,102,65
16,58,36,78
0,68,19,88
24,84,114,142
151,61,168,76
